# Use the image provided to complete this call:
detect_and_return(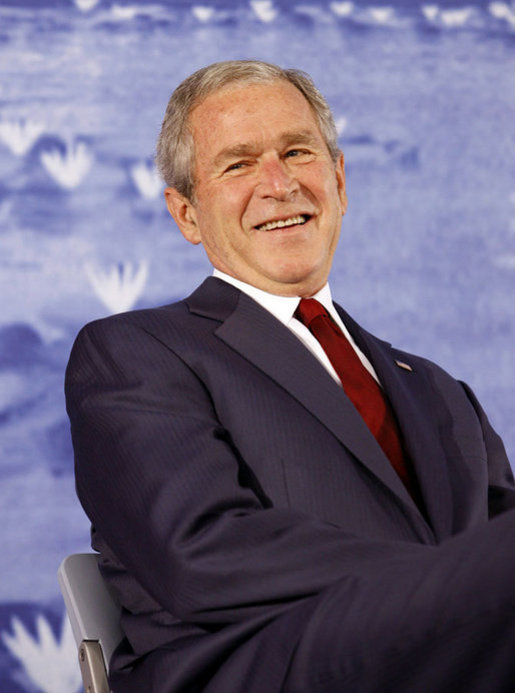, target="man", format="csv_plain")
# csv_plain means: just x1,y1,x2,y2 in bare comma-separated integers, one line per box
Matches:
66,61,515,692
